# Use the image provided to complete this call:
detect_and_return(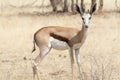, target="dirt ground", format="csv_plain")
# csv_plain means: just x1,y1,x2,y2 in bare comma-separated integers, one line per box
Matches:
0,0,120,80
